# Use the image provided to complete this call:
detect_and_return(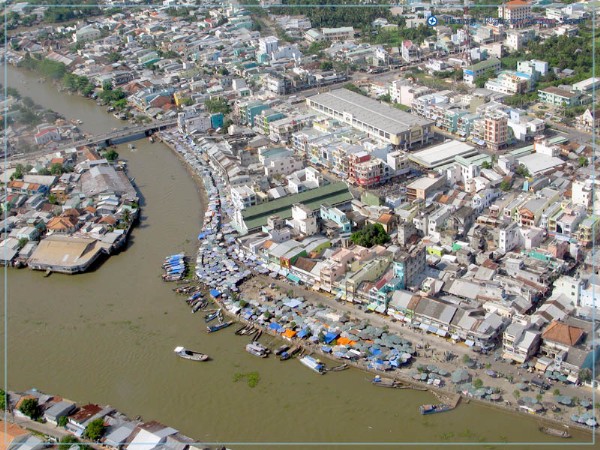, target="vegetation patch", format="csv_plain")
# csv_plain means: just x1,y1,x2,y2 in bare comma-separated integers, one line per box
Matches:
233,371,261,388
